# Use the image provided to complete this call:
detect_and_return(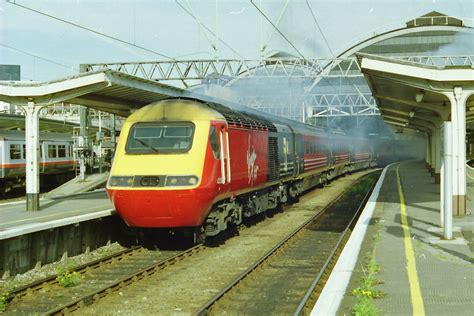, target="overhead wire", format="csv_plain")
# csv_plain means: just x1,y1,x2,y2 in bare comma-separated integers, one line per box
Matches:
175,0,244,59
305,0,335,58
250,0,307,60
6,0,175,60
0,42,76,71
305,0,369,117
